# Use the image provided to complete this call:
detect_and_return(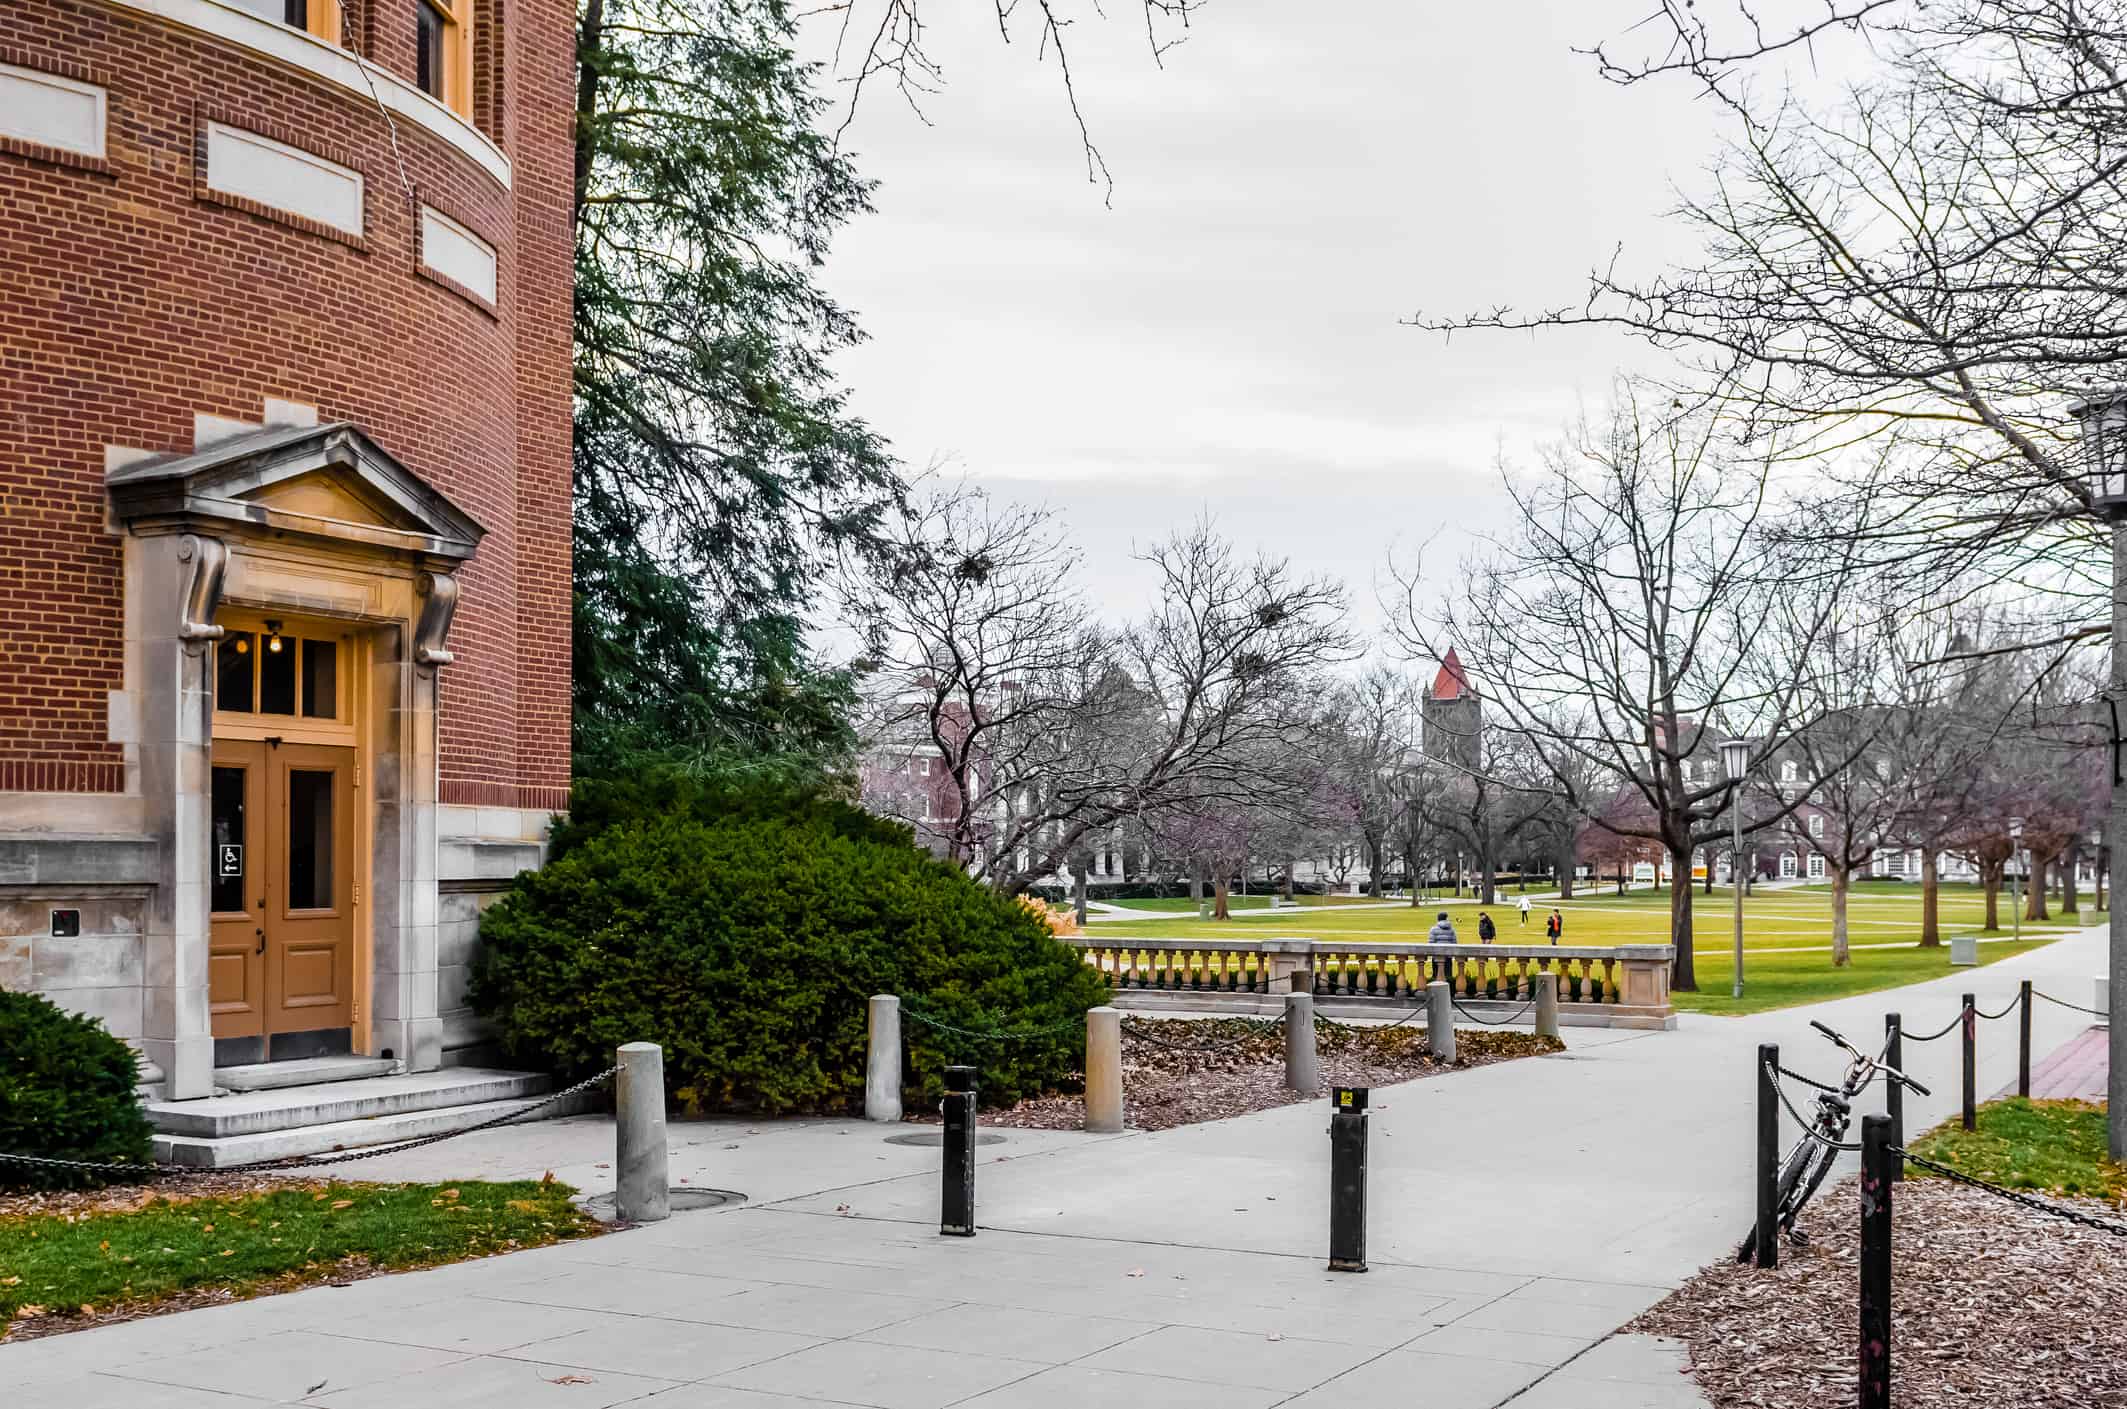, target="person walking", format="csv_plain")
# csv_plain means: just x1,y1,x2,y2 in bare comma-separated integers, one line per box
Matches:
1517,895,1532,926
1427,910,1457,981
1477,911,1497,944
1546,909,1563,944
